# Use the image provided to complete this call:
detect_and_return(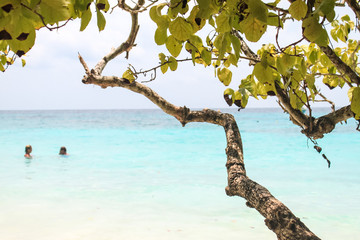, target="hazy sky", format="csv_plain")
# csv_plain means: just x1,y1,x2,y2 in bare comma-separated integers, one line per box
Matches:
0,1,351,110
